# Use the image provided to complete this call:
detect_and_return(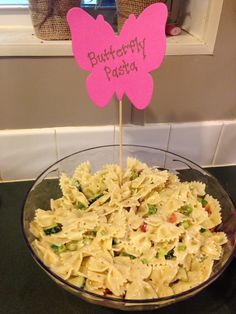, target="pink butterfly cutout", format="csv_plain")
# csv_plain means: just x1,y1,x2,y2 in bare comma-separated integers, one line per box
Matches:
67,3,167,110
